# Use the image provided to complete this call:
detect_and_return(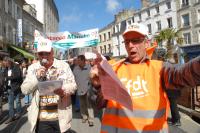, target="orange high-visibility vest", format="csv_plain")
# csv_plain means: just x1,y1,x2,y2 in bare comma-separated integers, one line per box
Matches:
101,60,169,133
